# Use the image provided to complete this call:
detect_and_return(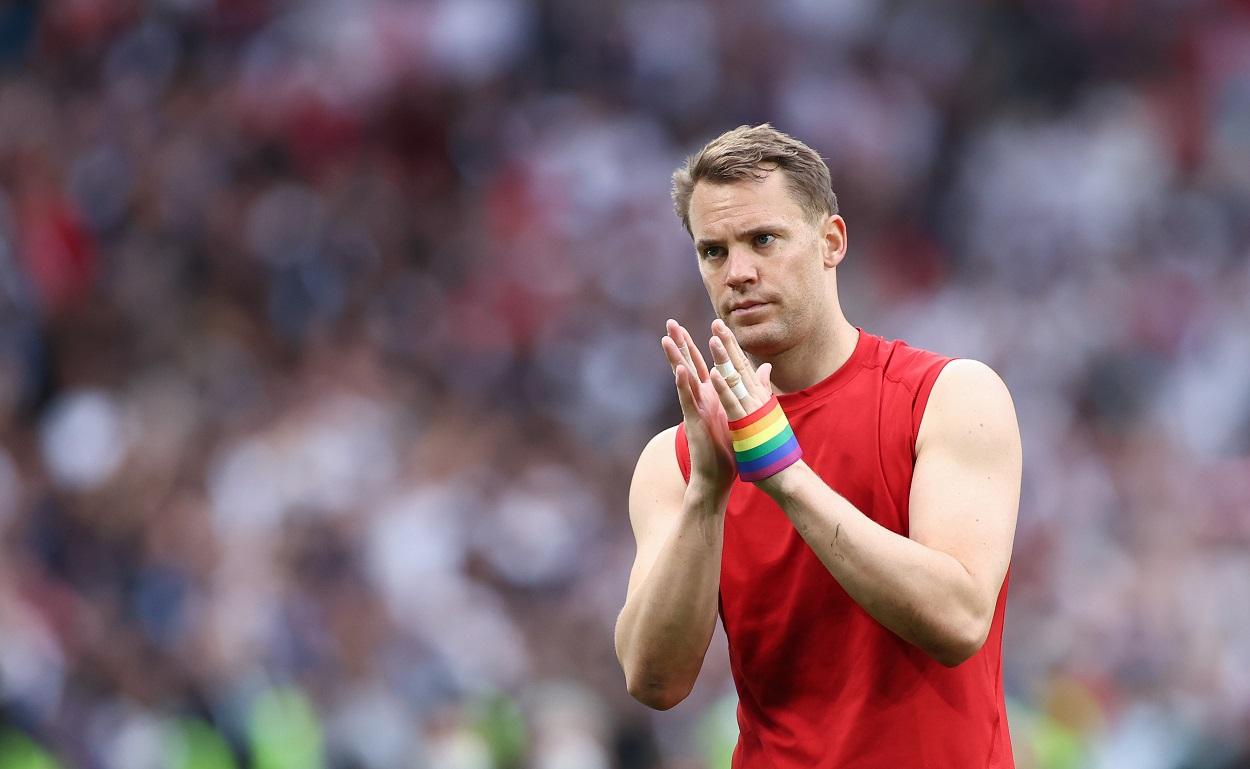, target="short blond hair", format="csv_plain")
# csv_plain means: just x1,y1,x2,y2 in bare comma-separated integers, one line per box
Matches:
671,123,838,235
